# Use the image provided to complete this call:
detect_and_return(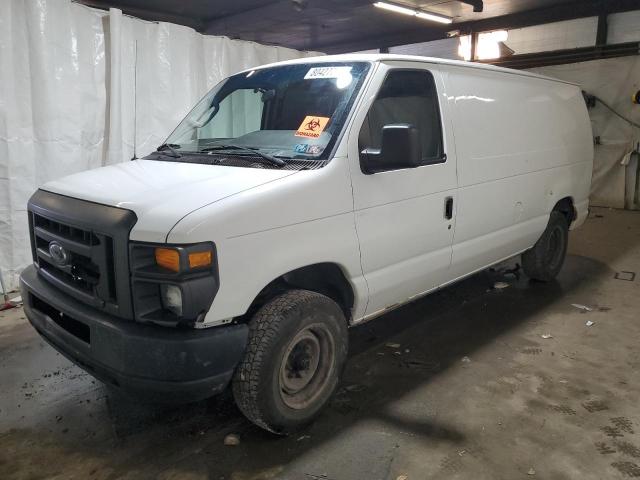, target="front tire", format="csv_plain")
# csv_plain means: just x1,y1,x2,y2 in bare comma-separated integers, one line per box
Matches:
232,290,348,434
522,211,569,281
